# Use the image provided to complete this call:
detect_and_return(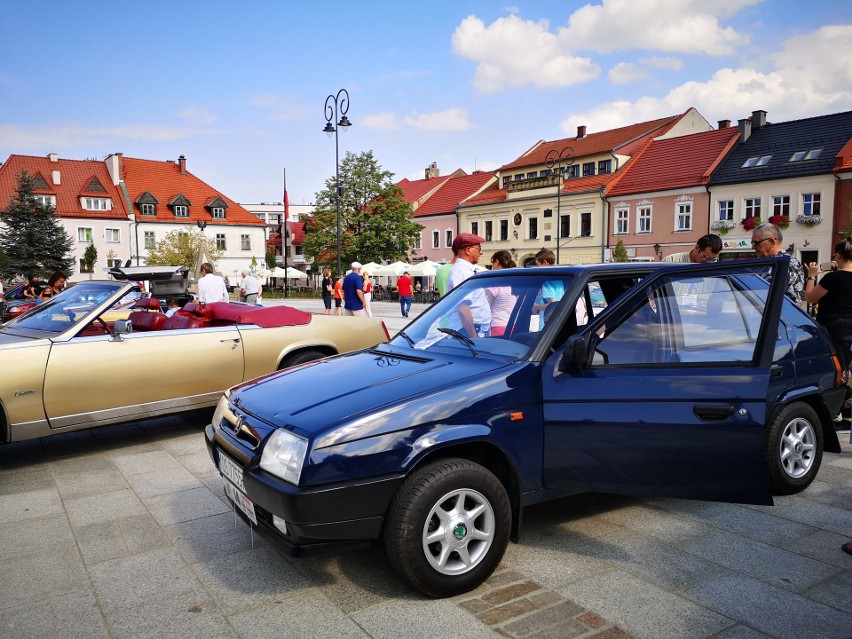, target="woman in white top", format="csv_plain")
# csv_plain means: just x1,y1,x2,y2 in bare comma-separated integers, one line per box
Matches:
487,250,517,337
